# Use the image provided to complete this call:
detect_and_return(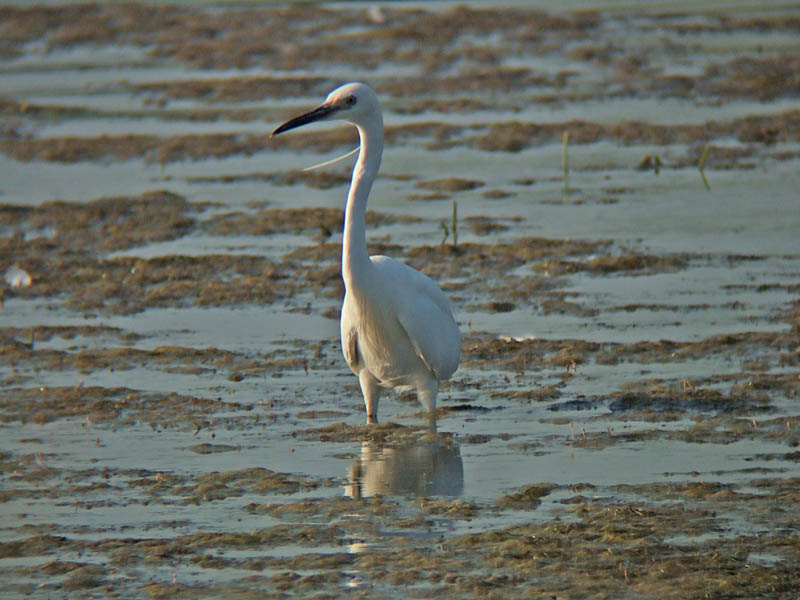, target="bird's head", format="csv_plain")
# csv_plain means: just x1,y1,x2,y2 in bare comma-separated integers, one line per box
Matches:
272,82,380,137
